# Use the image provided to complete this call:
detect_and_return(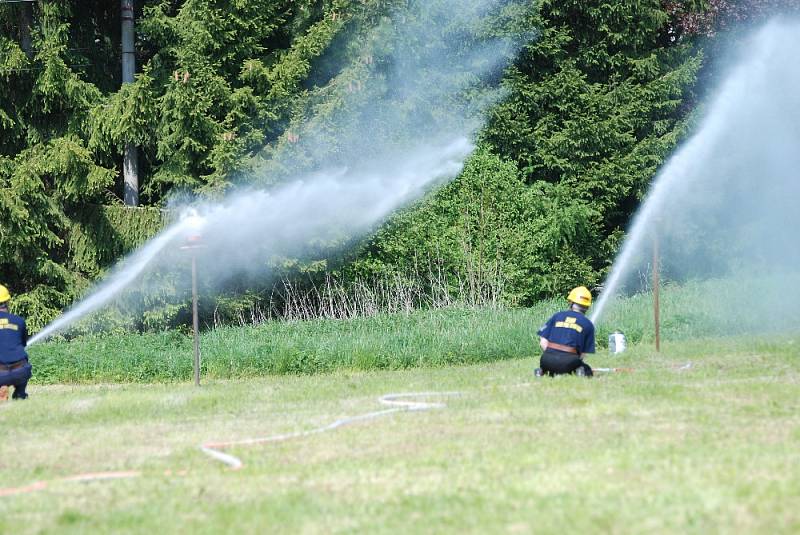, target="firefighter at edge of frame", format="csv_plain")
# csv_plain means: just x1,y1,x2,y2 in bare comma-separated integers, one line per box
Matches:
0,284,32,401
534,286,596,378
